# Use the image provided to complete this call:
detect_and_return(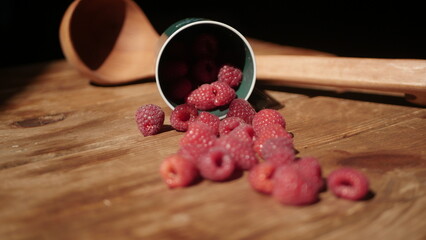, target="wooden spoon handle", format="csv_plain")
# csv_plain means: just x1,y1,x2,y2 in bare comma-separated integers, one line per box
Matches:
255,55,426,105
